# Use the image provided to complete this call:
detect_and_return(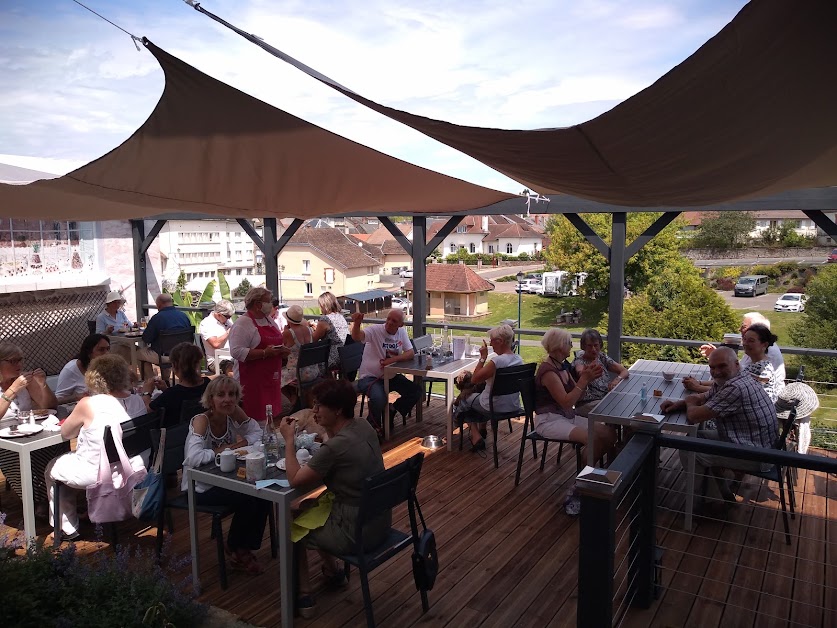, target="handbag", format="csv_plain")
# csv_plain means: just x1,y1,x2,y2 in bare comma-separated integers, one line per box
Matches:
410,491,438,592
132,428,166,521
86,422,147,524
